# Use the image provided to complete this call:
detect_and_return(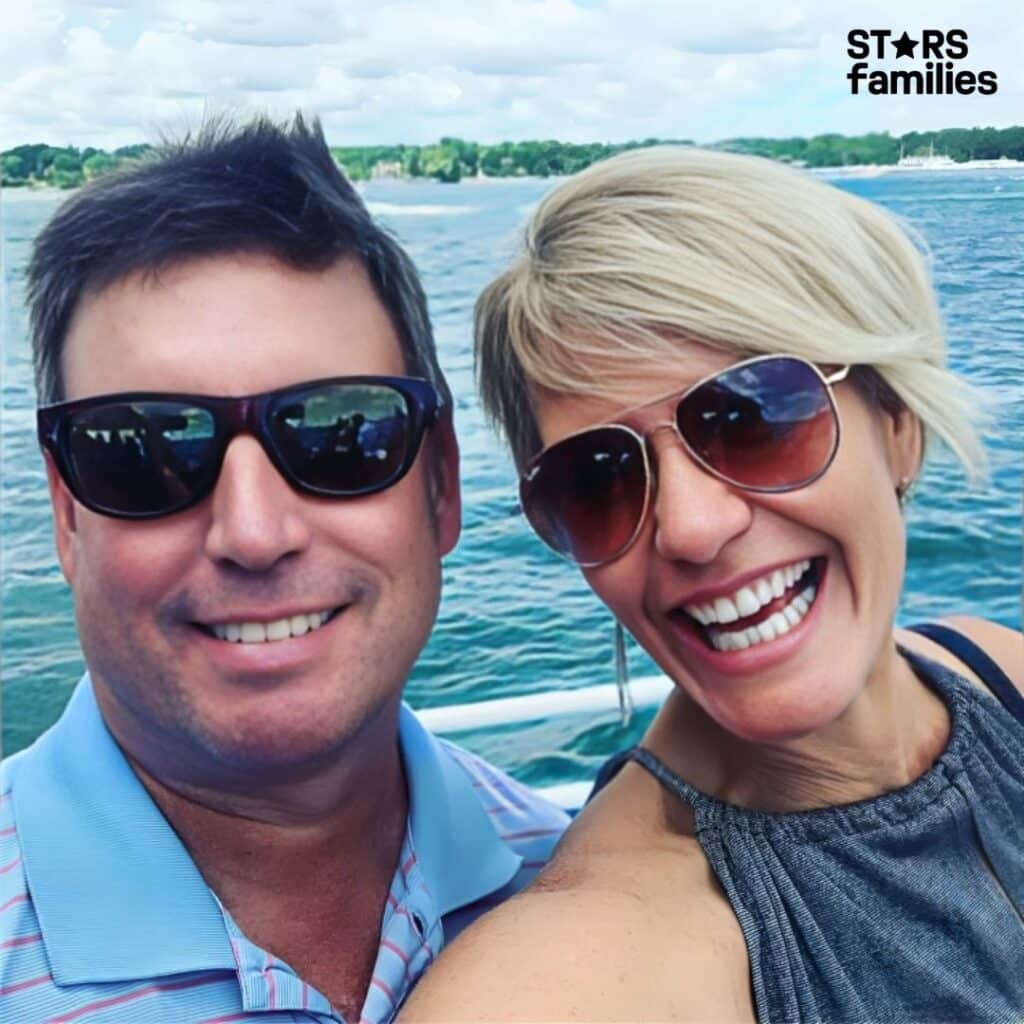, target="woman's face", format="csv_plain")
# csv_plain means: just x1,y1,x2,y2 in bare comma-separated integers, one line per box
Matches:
532,341,921,743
